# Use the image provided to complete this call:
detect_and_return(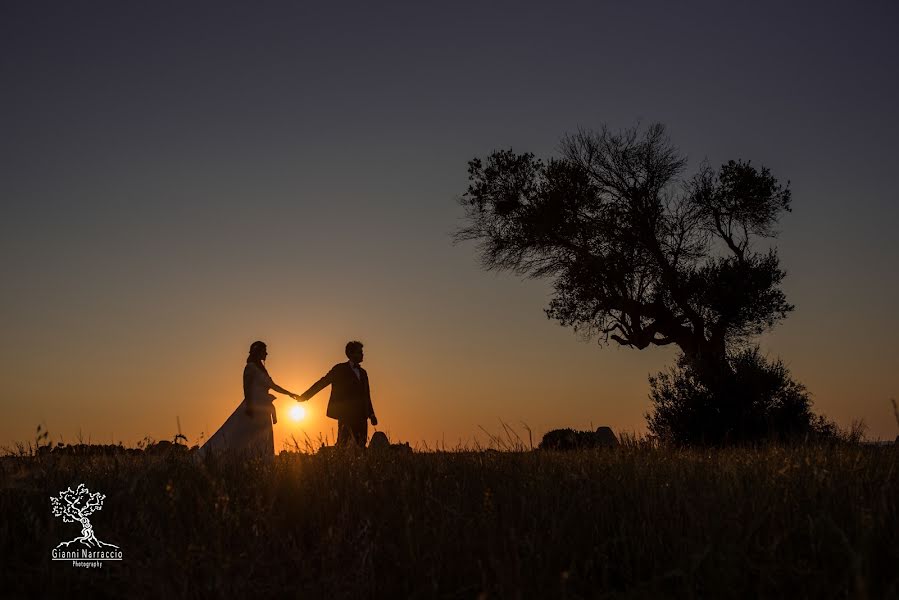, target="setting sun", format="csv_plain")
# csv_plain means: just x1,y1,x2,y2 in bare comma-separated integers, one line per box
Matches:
289,405,306,421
